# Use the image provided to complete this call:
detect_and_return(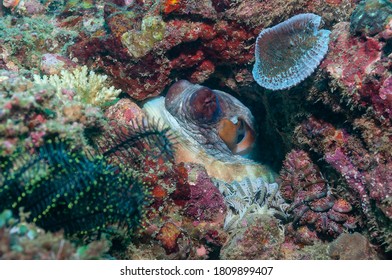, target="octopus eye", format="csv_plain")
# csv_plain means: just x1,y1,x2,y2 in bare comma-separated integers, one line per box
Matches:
189,87,219,123
218,118,255,155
